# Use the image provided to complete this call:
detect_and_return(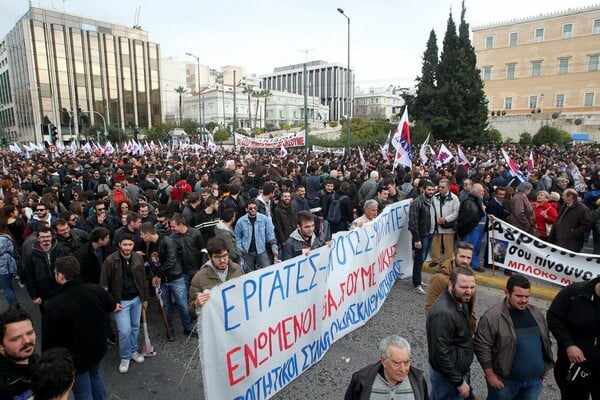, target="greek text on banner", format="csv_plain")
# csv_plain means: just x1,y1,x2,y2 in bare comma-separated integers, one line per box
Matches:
487,218,600,286
200,200,413,399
